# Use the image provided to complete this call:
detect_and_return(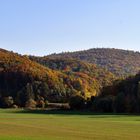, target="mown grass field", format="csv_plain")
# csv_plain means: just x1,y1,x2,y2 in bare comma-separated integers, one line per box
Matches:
0,109,140,140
